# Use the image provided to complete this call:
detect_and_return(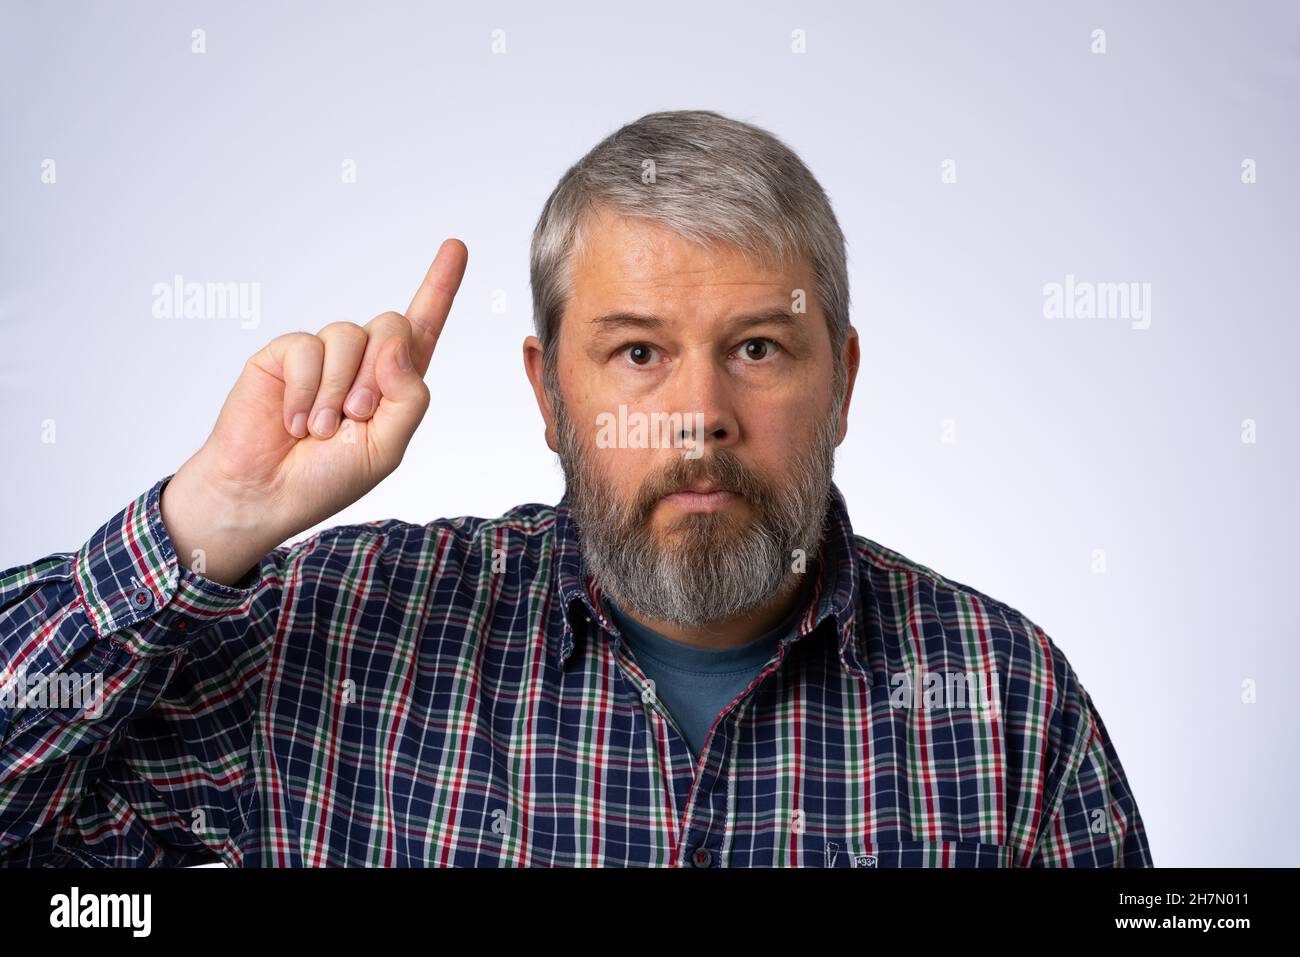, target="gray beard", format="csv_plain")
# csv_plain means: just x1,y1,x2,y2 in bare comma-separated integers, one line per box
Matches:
553,397,841,627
